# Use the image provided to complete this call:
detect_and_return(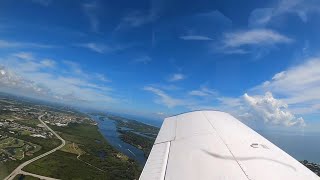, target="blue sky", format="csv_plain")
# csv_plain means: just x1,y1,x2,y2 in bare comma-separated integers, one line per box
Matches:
1,0,320,131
